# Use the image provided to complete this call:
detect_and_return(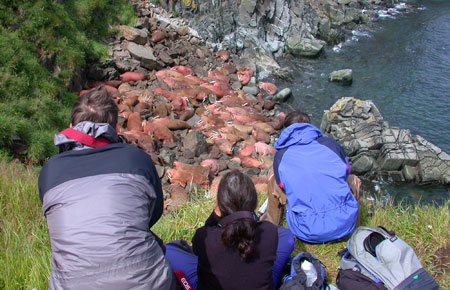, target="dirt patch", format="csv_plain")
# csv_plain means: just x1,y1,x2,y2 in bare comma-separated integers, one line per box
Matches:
433,241,450,274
